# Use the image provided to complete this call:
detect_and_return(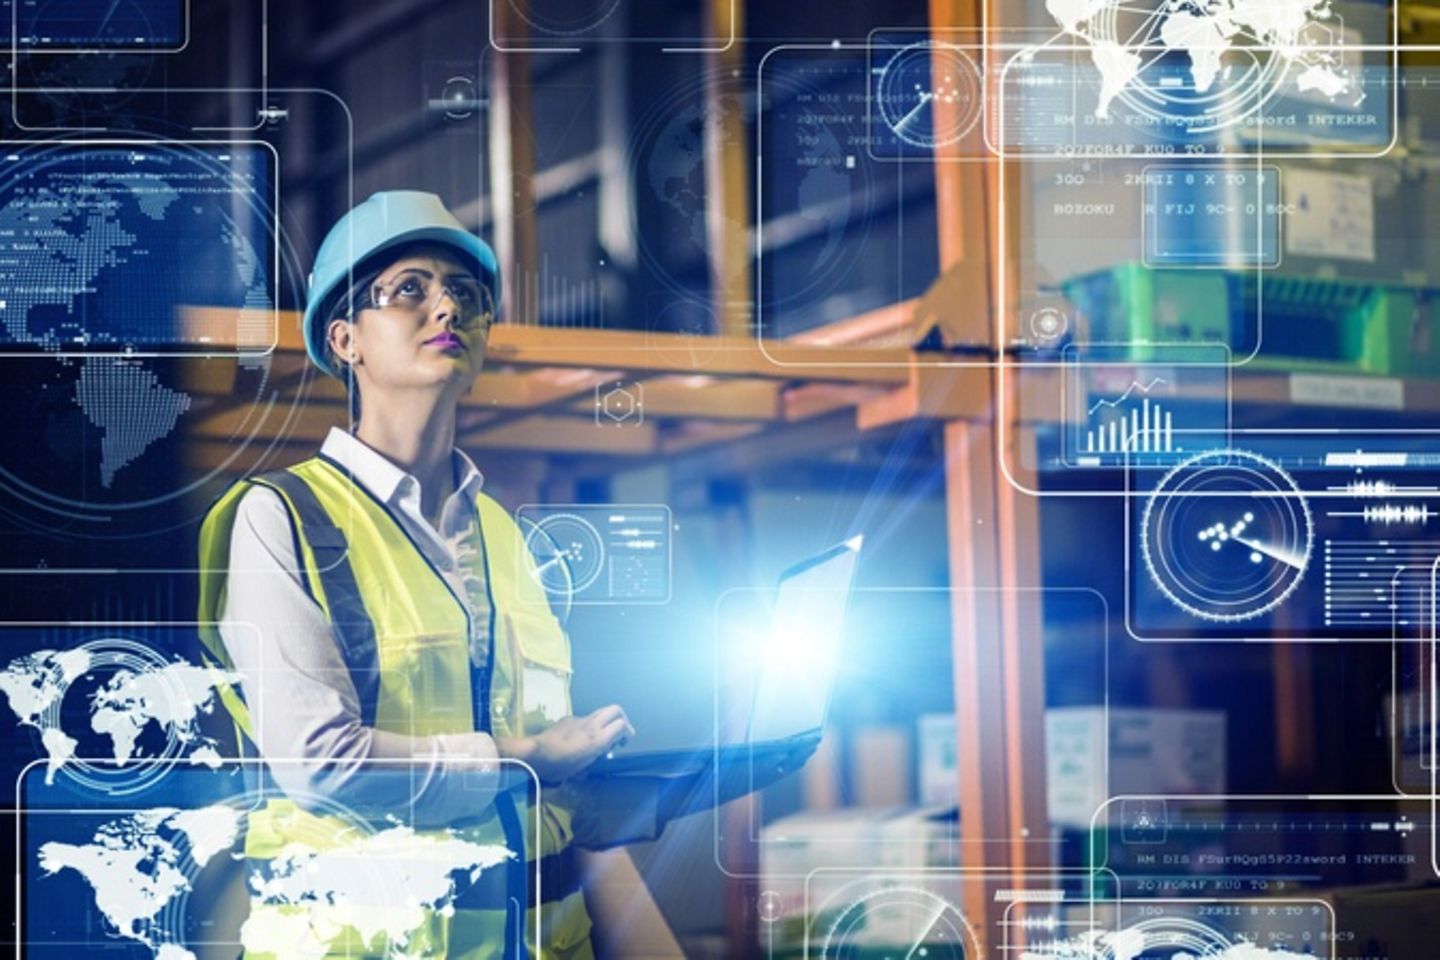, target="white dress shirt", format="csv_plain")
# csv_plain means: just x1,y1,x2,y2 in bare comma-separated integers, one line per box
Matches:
217,428,503,827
